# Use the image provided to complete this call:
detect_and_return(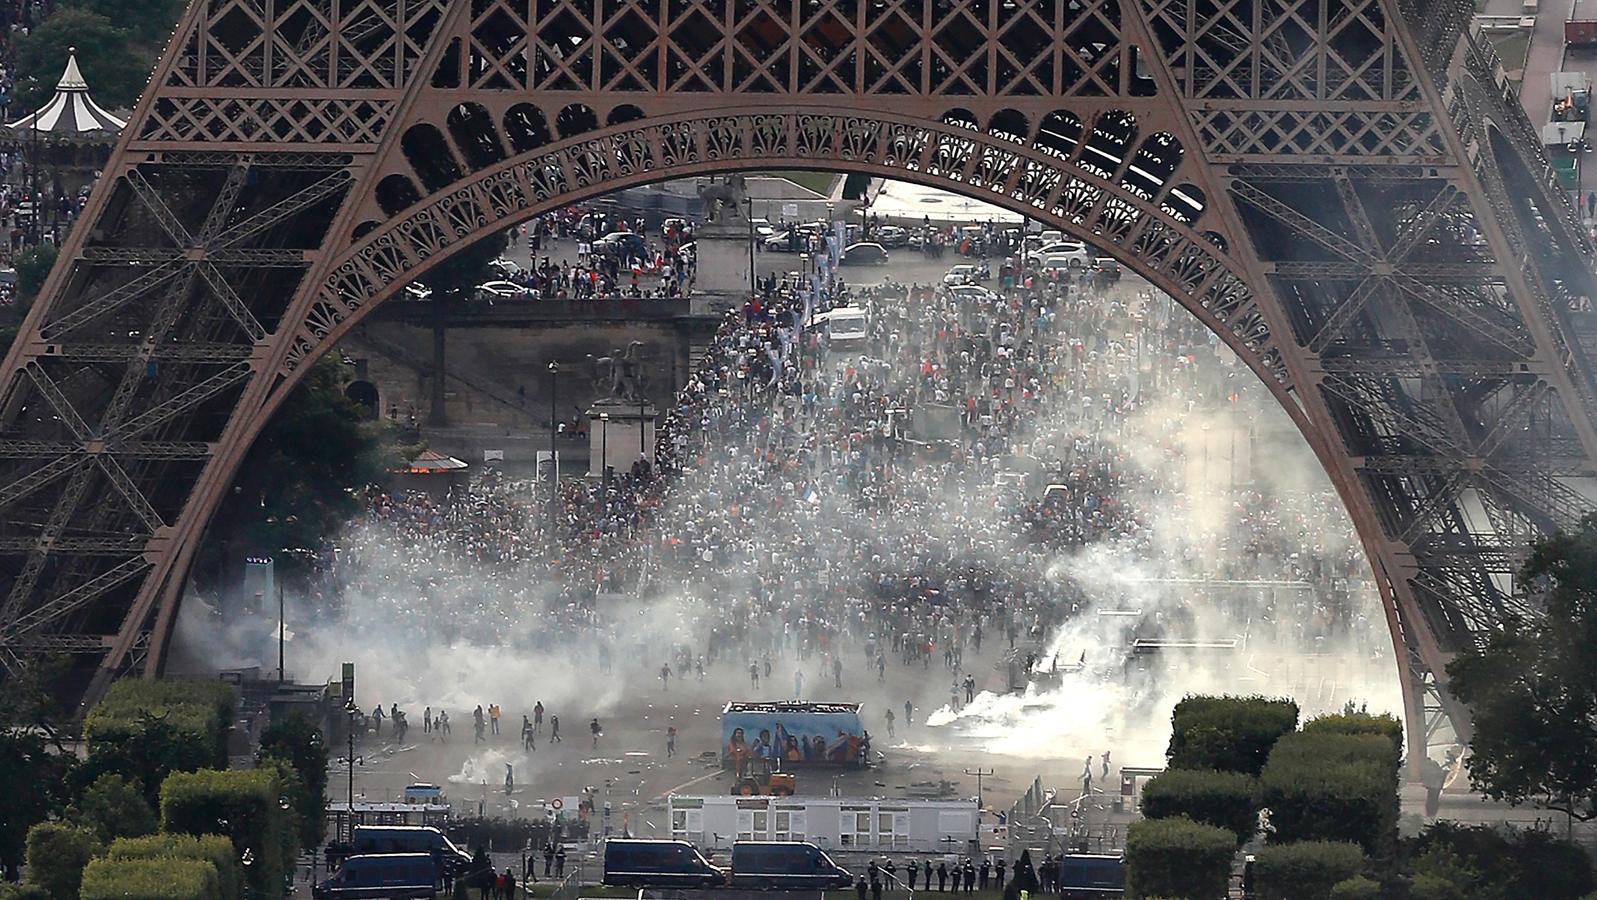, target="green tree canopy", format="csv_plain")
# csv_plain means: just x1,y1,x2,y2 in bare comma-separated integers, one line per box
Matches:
1448,512,1597,820
11,10,152,112
0,731,74,881
58,0,185,47
66,774,158,843
24,822,101,899
200,355,403,583
257,715,329,852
